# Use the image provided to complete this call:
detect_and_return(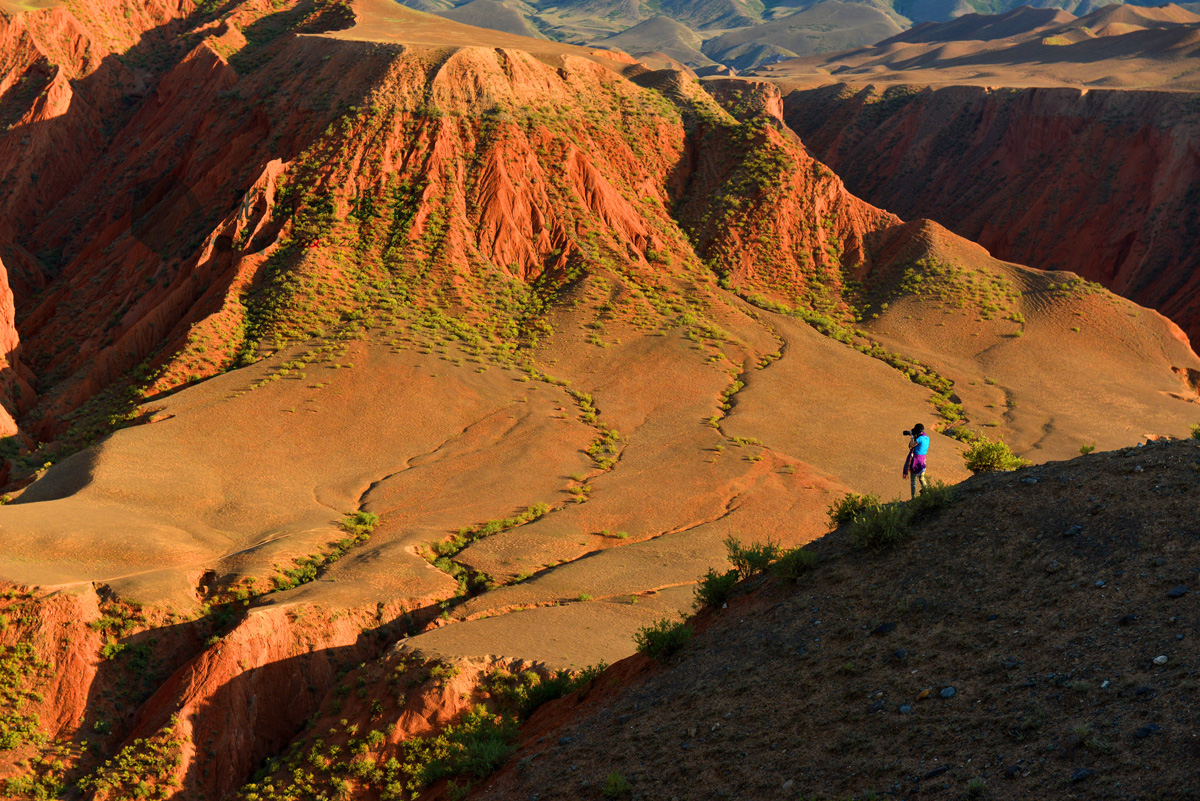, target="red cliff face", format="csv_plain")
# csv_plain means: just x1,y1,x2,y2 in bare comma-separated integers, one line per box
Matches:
0,0,905,451
782,83,1200,347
